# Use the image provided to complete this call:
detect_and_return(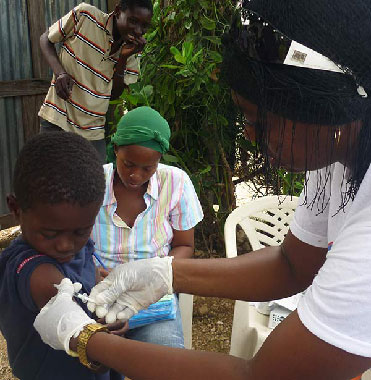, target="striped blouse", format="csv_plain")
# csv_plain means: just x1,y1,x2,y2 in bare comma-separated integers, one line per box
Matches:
38,3,140,140
91,163,204,268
